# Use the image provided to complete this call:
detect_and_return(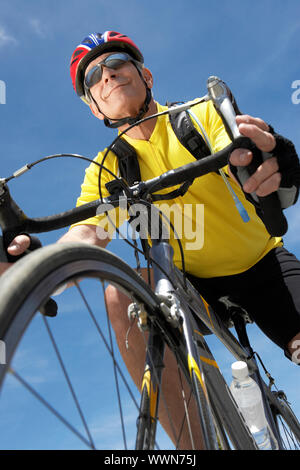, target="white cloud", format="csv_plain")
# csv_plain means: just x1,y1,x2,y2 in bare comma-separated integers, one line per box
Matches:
0,26,17,47
29,18,48,38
